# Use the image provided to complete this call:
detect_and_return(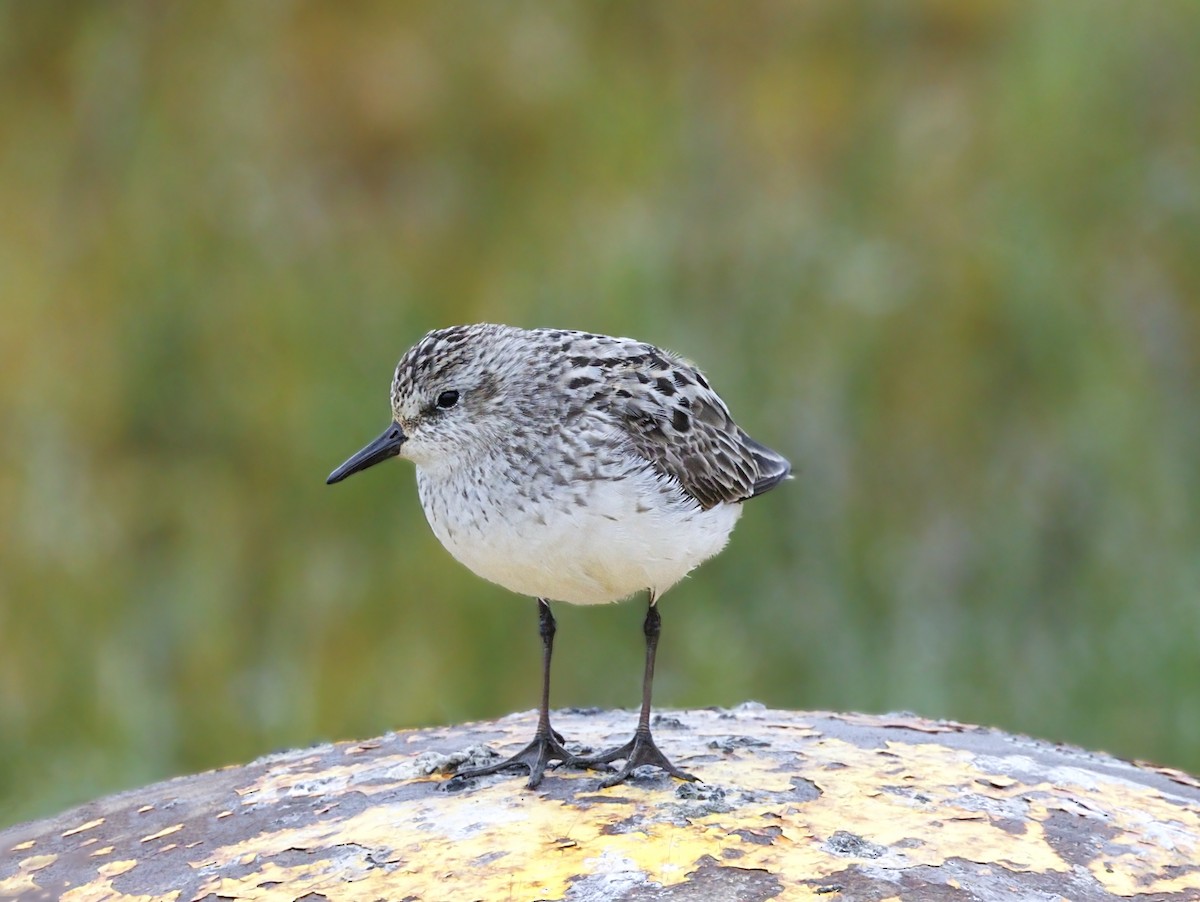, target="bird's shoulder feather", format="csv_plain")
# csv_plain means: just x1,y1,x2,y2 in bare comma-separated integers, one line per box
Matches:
551,334,786,509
